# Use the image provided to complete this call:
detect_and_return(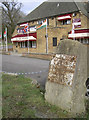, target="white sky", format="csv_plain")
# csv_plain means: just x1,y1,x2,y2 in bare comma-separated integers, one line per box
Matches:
1,0,88,15
17,0,88,15
18,0,47,15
